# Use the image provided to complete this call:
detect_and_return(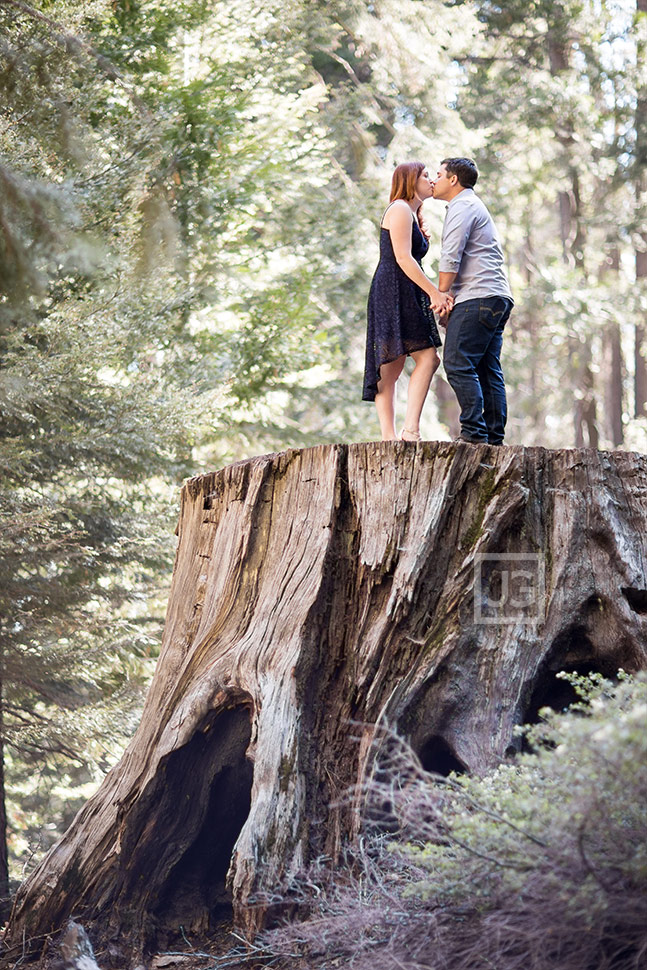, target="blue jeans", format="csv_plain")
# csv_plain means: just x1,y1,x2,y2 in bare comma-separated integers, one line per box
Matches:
443,296,513,444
